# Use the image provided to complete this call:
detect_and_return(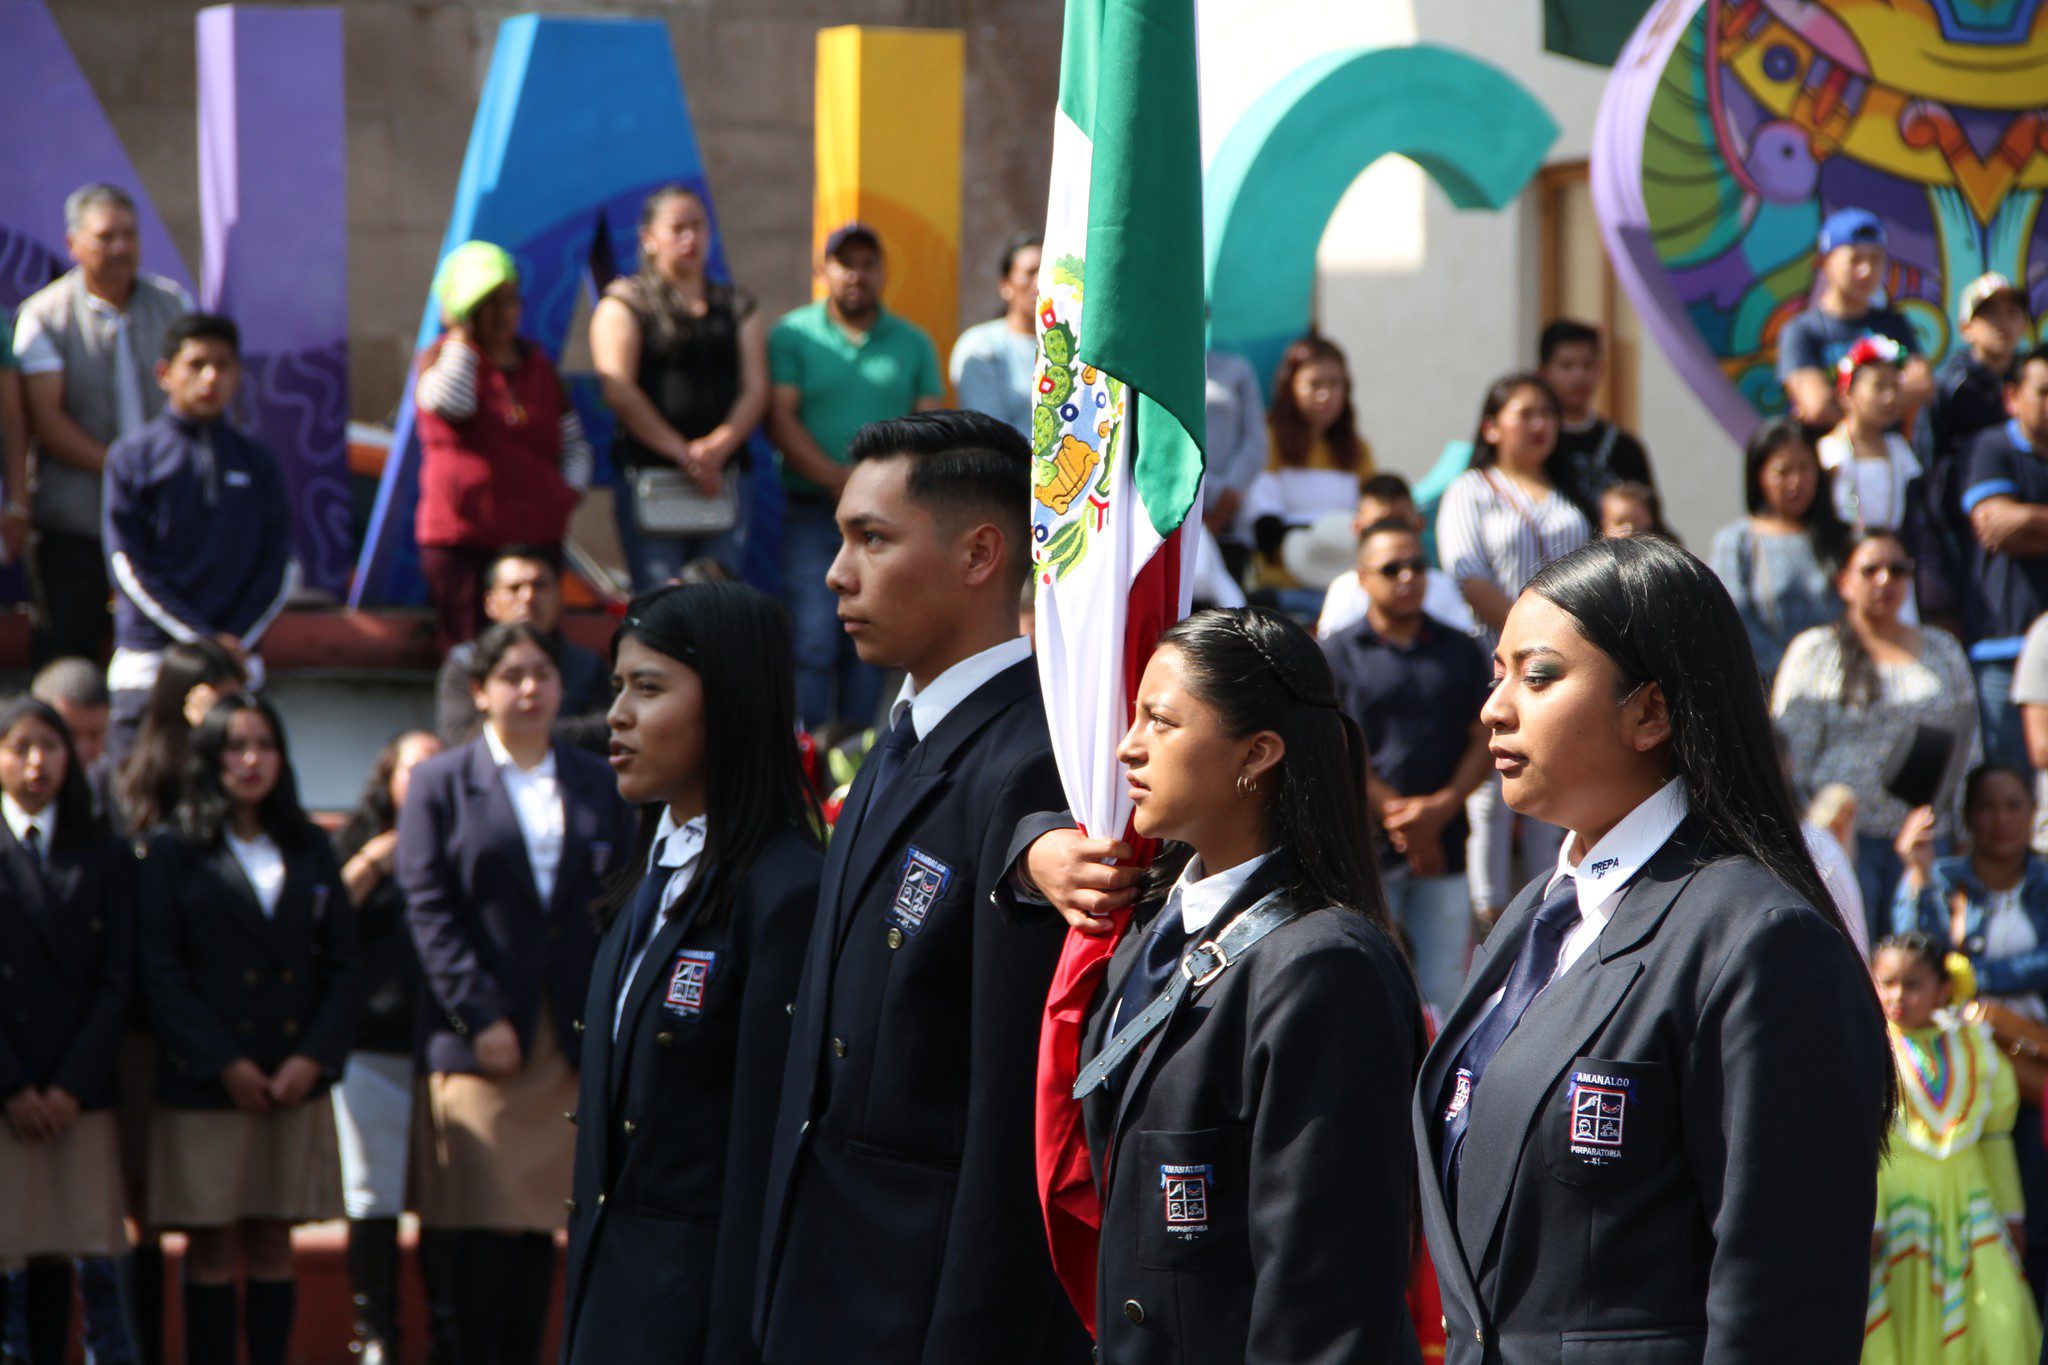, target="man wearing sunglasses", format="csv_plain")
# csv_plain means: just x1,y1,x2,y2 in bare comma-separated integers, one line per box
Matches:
1321,517,1494,1013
